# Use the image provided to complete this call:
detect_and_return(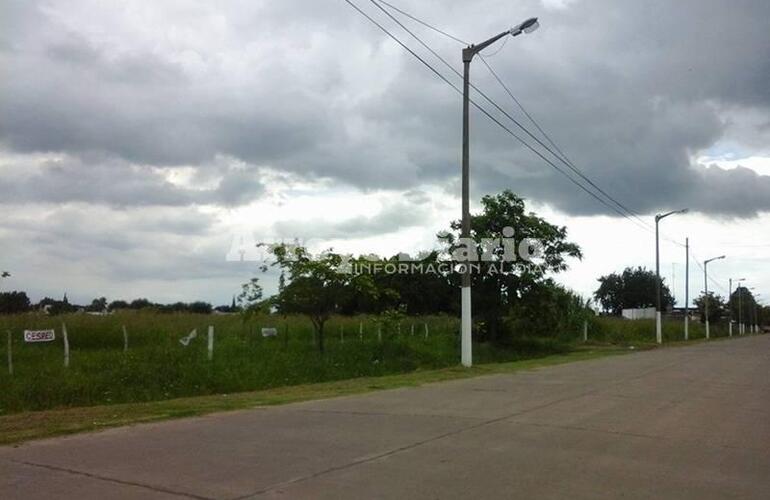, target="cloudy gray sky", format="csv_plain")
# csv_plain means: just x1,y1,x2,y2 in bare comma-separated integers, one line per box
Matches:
1,0,769,306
